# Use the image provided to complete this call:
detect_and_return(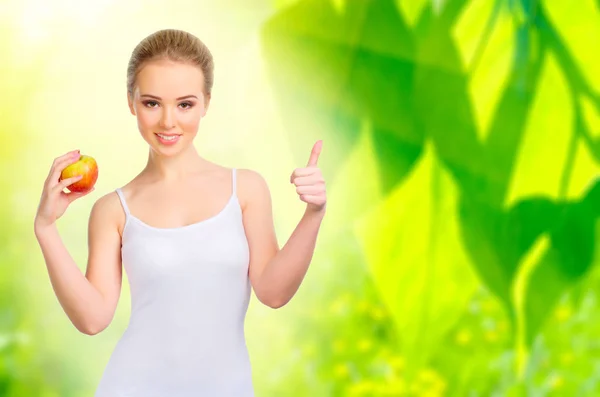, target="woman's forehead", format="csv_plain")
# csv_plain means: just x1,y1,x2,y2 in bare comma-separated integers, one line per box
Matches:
135,61,205,94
